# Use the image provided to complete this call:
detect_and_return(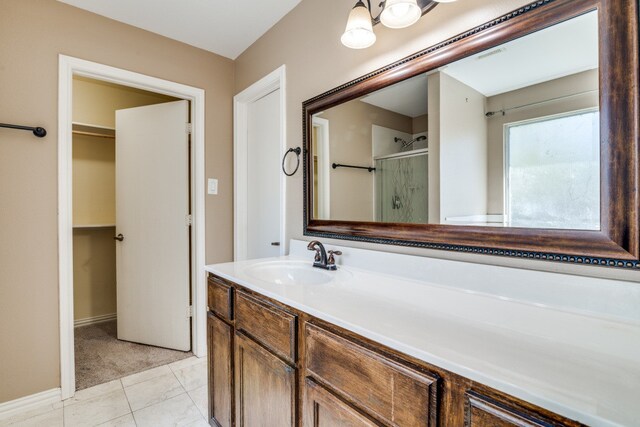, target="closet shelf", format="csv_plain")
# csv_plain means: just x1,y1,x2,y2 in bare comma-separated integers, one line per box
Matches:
72,122,115,139
73,224,116,229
